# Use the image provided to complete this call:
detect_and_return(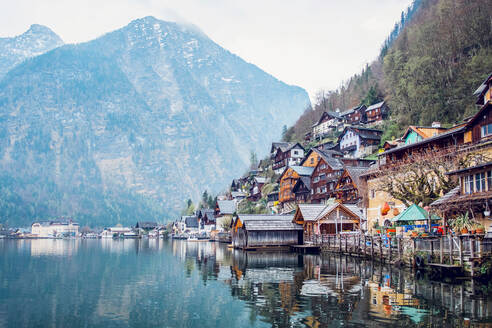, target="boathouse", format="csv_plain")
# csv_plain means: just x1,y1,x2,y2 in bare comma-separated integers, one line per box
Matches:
293,203,363,243
232,214,302,249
